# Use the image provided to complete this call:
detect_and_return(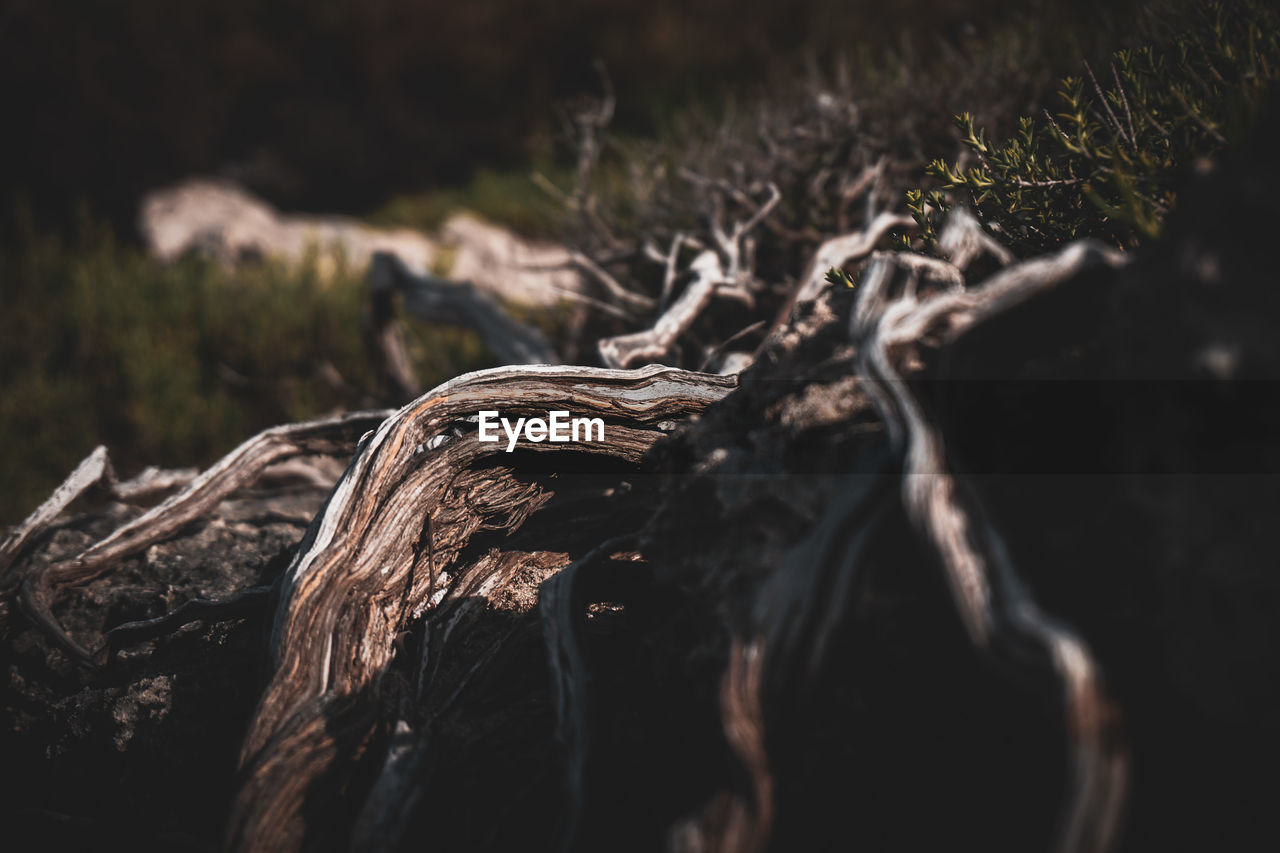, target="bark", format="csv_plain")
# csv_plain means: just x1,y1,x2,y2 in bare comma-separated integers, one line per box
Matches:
4,135,1280,853
231,364,734,850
